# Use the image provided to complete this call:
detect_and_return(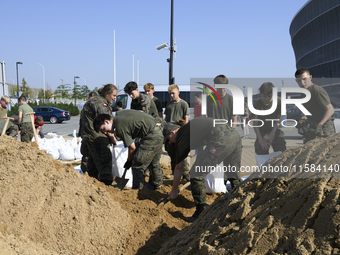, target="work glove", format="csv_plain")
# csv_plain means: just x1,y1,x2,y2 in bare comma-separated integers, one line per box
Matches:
124,160,132,169
315,124,323,136
296,118,306,129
